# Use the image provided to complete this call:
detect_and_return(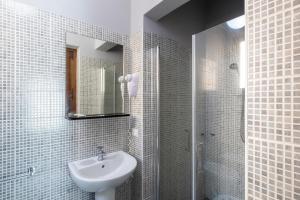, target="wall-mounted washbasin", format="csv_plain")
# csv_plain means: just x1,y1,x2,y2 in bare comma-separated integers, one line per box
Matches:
68,151,137,200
